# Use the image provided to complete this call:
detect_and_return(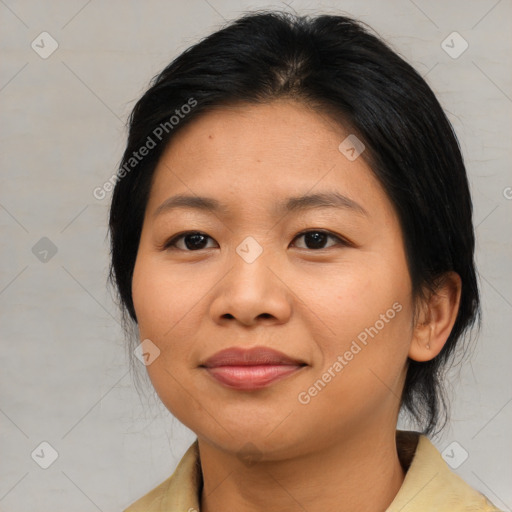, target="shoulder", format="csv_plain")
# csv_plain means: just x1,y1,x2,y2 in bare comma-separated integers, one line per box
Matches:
123,440,201,512
123,475,174,512
388,430,503,512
